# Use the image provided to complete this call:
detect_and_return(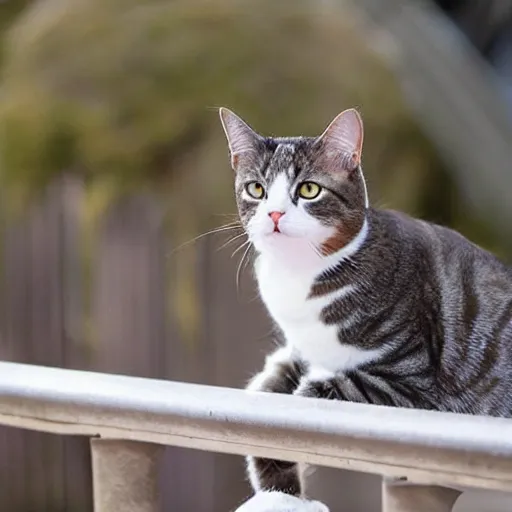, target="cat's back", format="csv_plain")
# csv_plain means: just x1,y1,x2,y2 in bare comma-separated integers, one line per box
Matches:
376,208,512,364
393,211,512,414
375,207,512,284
